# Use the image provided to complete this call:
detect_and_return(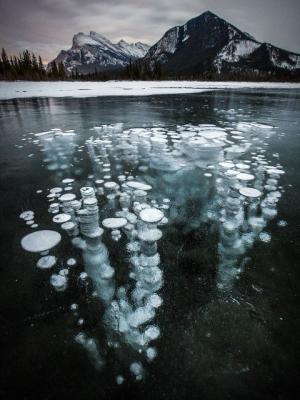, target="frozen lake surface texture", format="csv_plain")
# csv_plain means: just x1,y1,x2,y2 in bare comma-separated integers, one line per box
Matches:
0,83,300,400
1,80,300,99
